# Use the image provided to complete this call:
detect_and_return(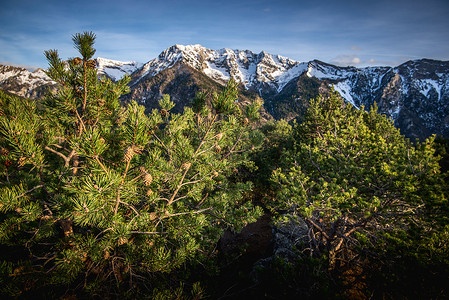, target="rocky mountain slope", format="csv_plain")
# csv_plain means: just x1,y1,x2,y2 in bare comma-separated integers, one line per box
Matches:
302,59,449,139
1,46,448,140
0,58,143,99
0,65,57,98
130,44,307,95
